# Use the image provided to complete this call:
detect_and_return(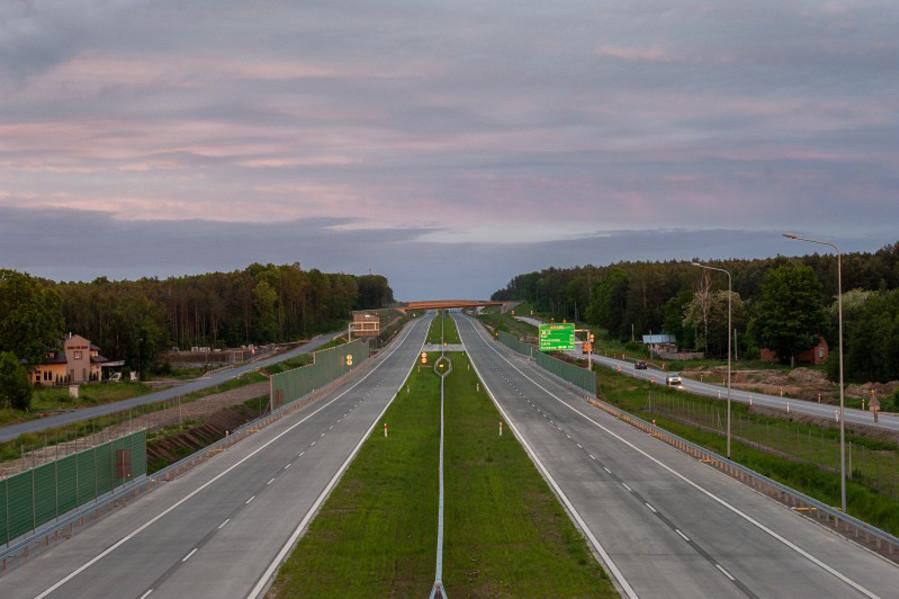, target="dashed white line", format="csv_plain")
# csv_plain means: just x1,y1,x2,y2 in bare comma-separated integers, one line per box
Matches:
283,463,292,470
297,451,305,457
139,590,153,599
622,483,633,492
181,548,198,562
218,518,230,530
716,563,736,582
675,529,690,542
576,443,583,449
310,441,317,447
267,478,276,485
645,502,658,513
329,425,334,430
245,495,256,505
320,432,326,438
